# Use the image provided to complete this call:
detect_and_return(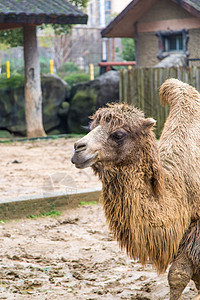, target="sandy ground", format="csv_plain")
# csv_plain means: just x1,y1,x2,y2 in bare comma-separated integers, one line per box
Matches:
0,204,198,300
0,138,101,200
0,138,198,299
